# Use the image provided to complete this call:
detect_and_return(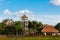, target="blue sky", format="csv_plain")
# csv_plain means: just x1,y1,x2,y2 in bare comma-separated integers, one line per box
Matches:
0,0,60,25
